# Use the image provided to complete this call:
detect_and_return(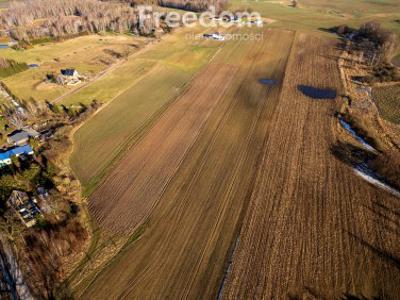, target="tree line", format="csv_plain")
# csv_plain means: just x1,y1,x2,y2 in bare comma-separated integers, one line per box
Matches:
0,0,230,42
0,0,158,42
118,0,228,13
156,0,228,13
